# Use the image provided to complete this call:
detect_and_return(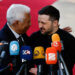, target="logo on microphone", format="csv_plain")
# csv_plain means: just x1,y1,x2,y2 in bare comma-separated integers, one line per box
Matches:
22,59,26,62
9,41,19,55
33,46,45,59
53,42,59,47
48,53,56,60
34,50,39,56
45,47,57,64
22,50,31,55
11,44,18,51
